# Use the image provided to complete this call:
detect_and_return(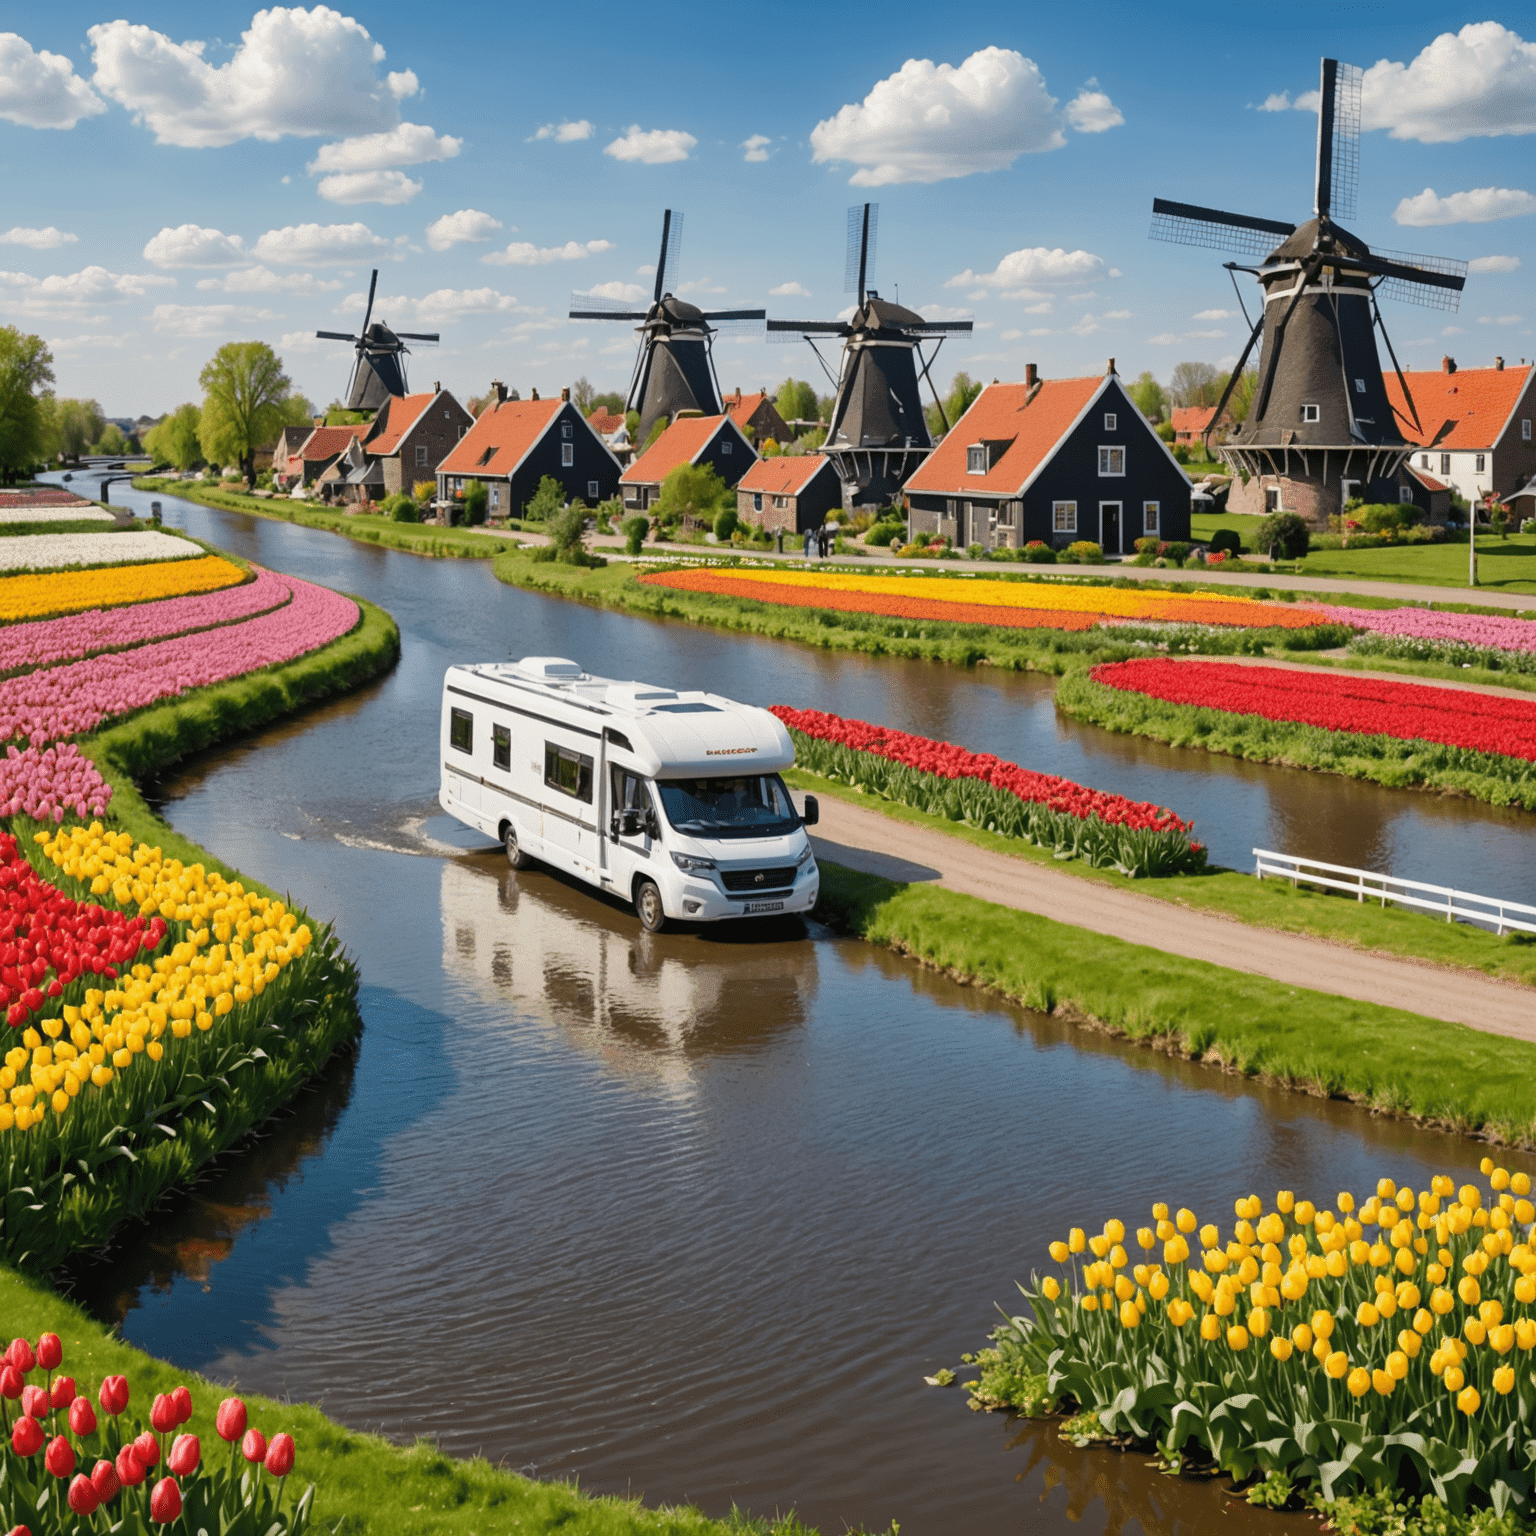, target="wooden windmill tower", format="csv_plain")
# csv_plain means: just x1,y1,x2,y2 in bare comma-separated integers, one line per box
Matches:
569,210,765,443
1150,58,1467,525
316,270,440,413
768,203,973,511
